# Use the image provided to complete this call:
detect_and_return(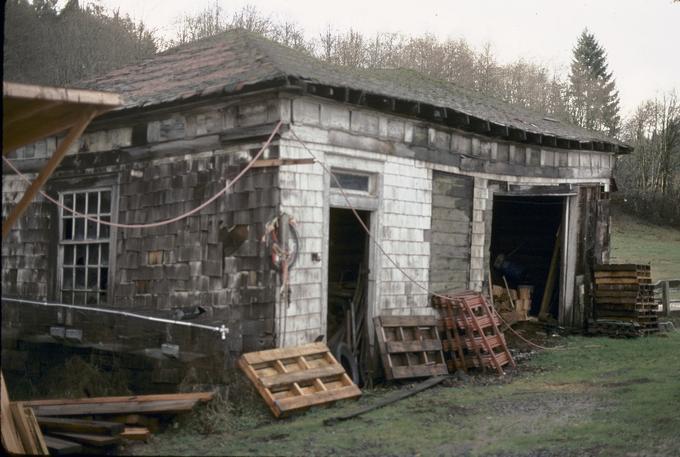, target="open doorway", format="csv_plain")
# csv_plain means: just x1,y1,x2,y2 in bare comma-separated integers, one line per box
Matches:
327,208,370,384
490,196,564,319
